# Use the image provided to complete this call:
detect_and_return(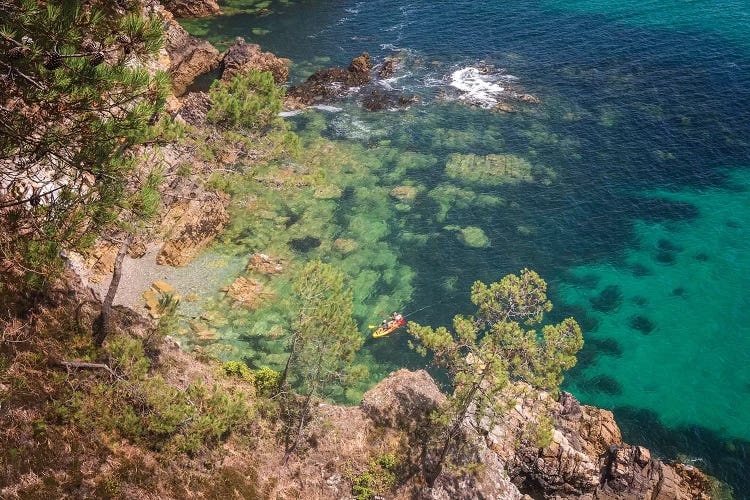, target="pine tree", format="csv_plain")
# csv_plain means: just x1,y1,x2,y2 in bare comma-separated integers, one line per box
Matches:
280,260,364,457
0,0,169,295
408,269,583,485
